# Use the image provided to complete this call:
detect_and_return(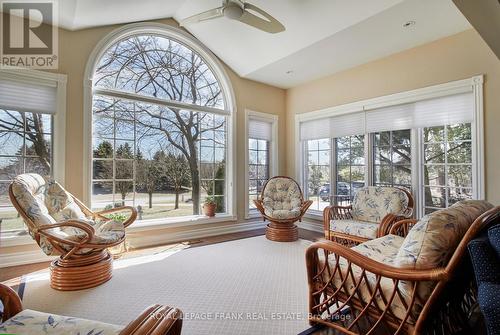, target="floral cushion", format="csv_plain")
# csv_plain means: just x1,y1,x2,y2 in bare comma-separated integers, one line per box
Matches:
396,200,494,269
320,235,411,322
11,174,125,255
263,177,302,220
0,309,123,335
329,219,379,239
351,186,409,223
